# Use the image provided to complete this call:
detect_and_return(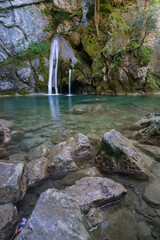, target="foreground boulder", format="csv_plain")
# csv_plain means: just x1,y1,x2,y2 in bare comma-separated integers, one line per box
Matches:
27,144,50,162
63,177,127,211
131,113,160,146
48,133,92,178
26,157,49,188
16,189,91,240
95,129,149,180
0,161,26,204
0,203,18,240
